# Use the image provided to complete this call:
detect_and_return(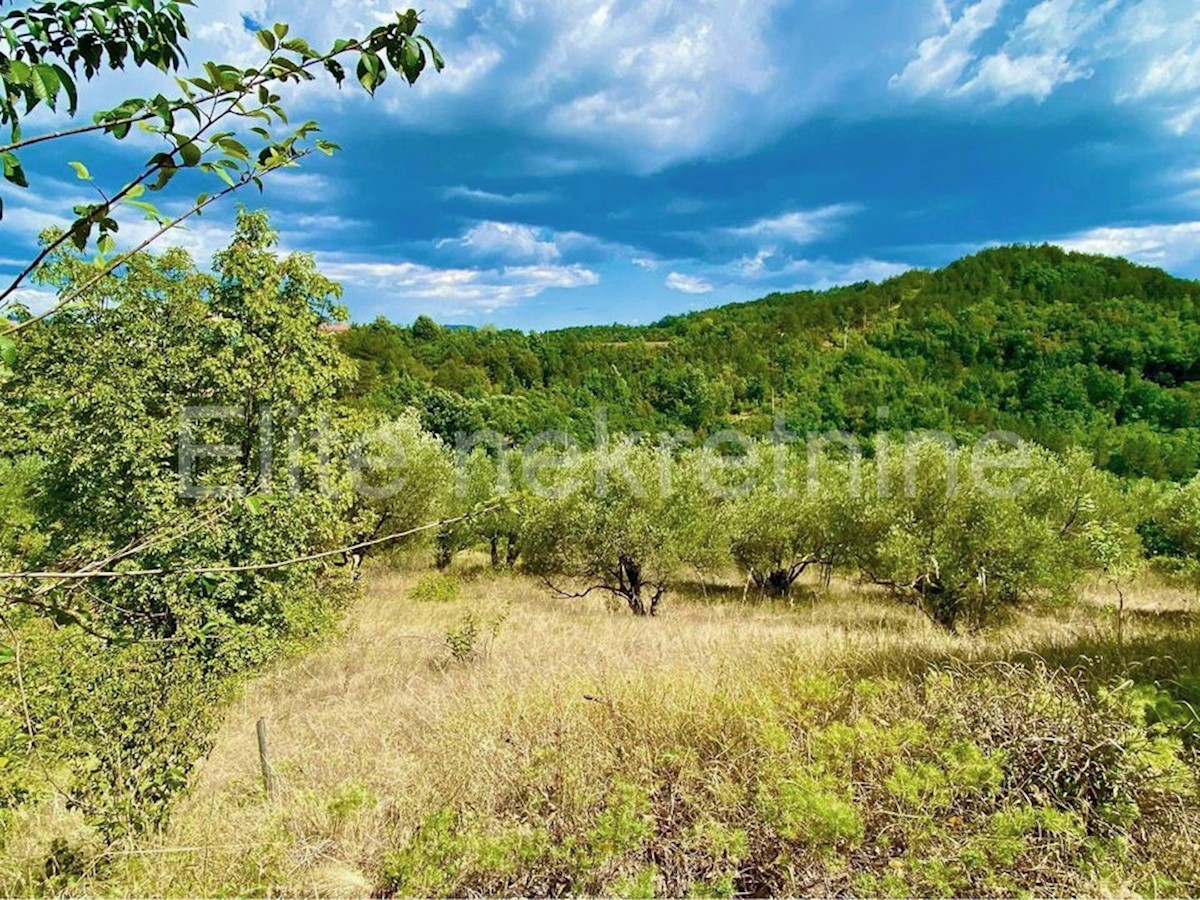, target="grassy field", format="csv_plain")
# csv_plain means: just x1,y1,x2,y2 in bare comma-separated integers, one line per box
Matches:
12,564,1200,897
